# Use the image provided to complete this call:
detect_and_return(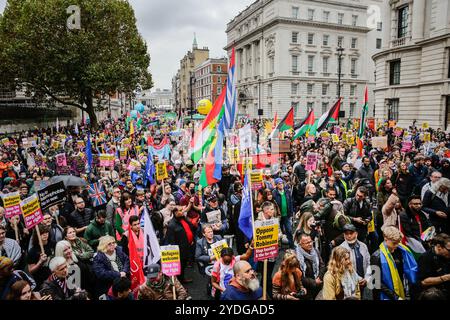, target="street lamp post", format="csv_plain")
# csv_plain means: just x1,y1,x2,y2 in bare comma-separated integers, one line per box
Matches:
337,45,344,123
